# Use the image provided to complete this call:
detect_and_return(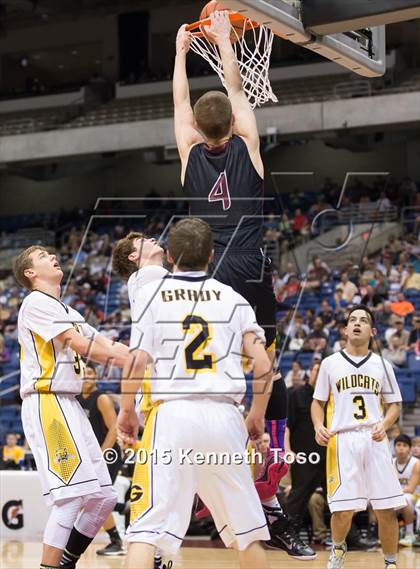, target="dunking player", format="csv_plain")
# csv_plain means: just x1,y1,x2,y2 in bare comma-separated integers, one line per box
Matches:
173,11,314,558
13,246,129,569
311,305,406,569
118,218,272,569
